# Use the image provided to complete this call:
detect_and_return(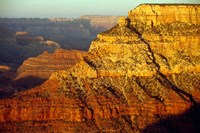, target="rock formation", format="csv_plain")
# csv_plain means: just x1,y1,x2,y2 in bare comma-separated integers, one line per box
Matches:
0,4,200,132
12,49,86,90
0,32,60,69
0,16,120,50
0,16,119,69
